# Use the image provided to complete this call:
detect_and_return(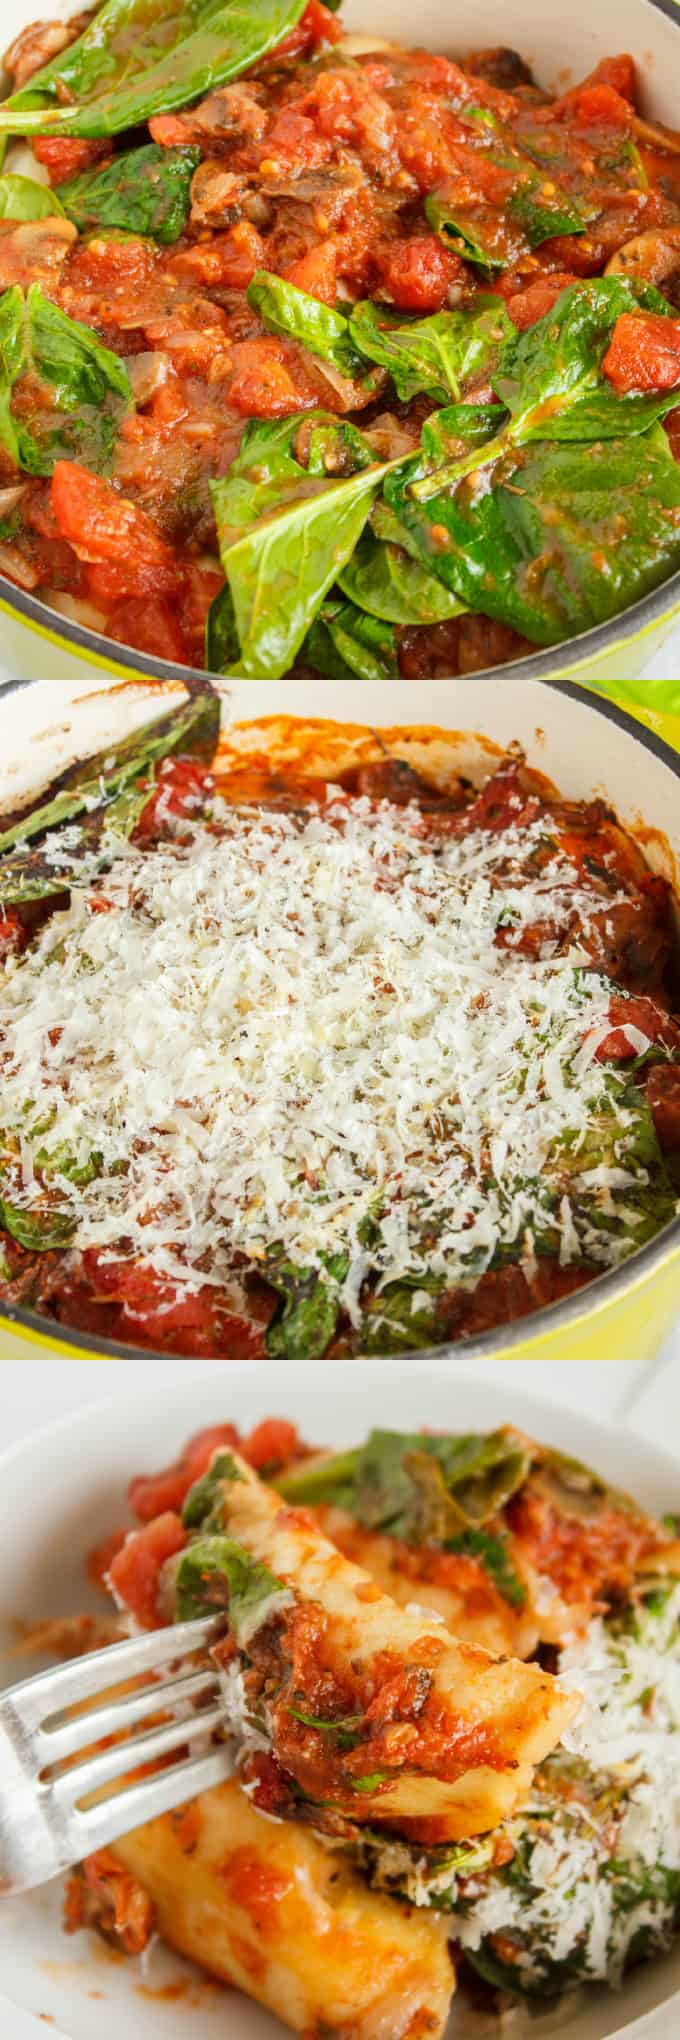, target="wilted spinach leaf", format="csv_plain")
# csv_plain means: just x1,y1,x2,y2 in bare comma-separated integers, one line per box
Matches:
314,597,398,678
265,1255,347,1358
58,142,200,243
339,525,466,625
493,275,680,443
445,1526,527,1608
348,295,511,404
182,1450,242,1529
0,281,131,477
278,1426,532,1537
213,447,407,678
0,174,65,220
175,1533,285,1632
388,426,680,645
247,269,370,380
0,1194,75,1251
0,0,307,139
0,690,218,854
